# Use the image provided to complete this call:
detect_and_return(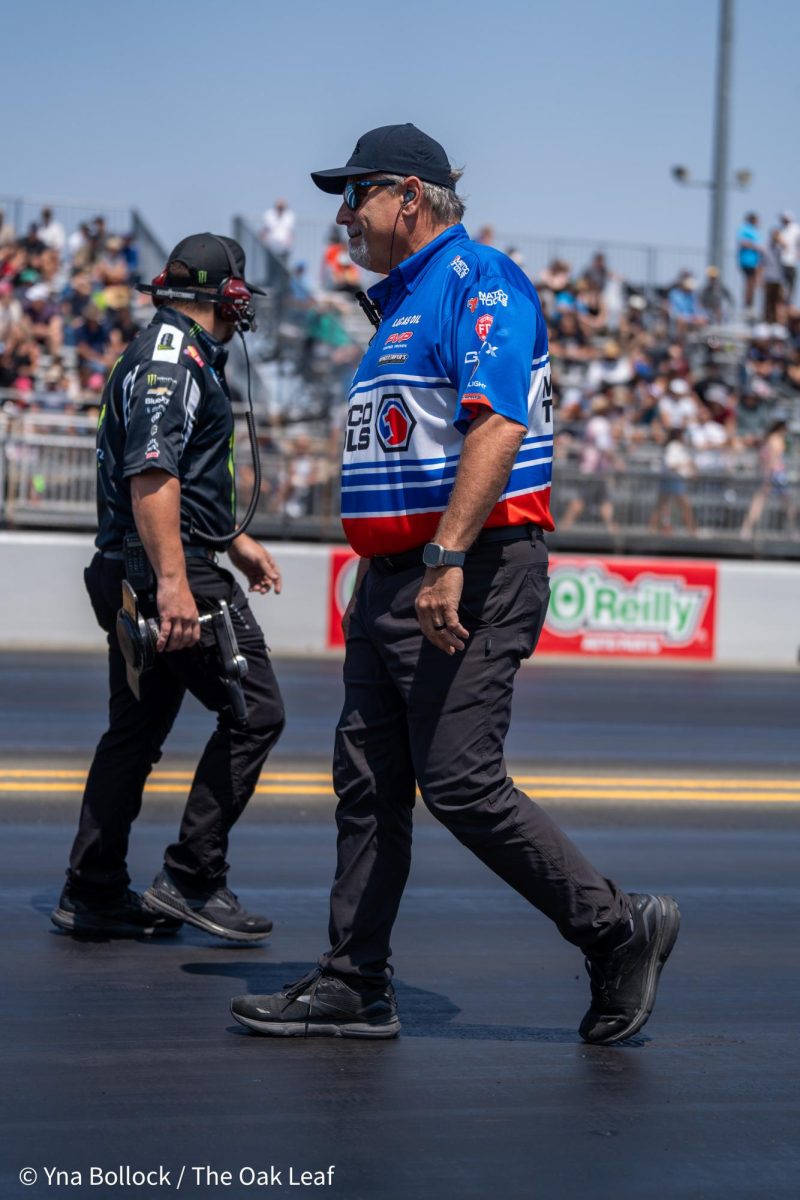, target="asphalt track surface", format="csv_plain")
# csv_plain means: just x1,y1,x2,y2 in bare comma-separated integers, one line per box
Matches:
1,652,799,1200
